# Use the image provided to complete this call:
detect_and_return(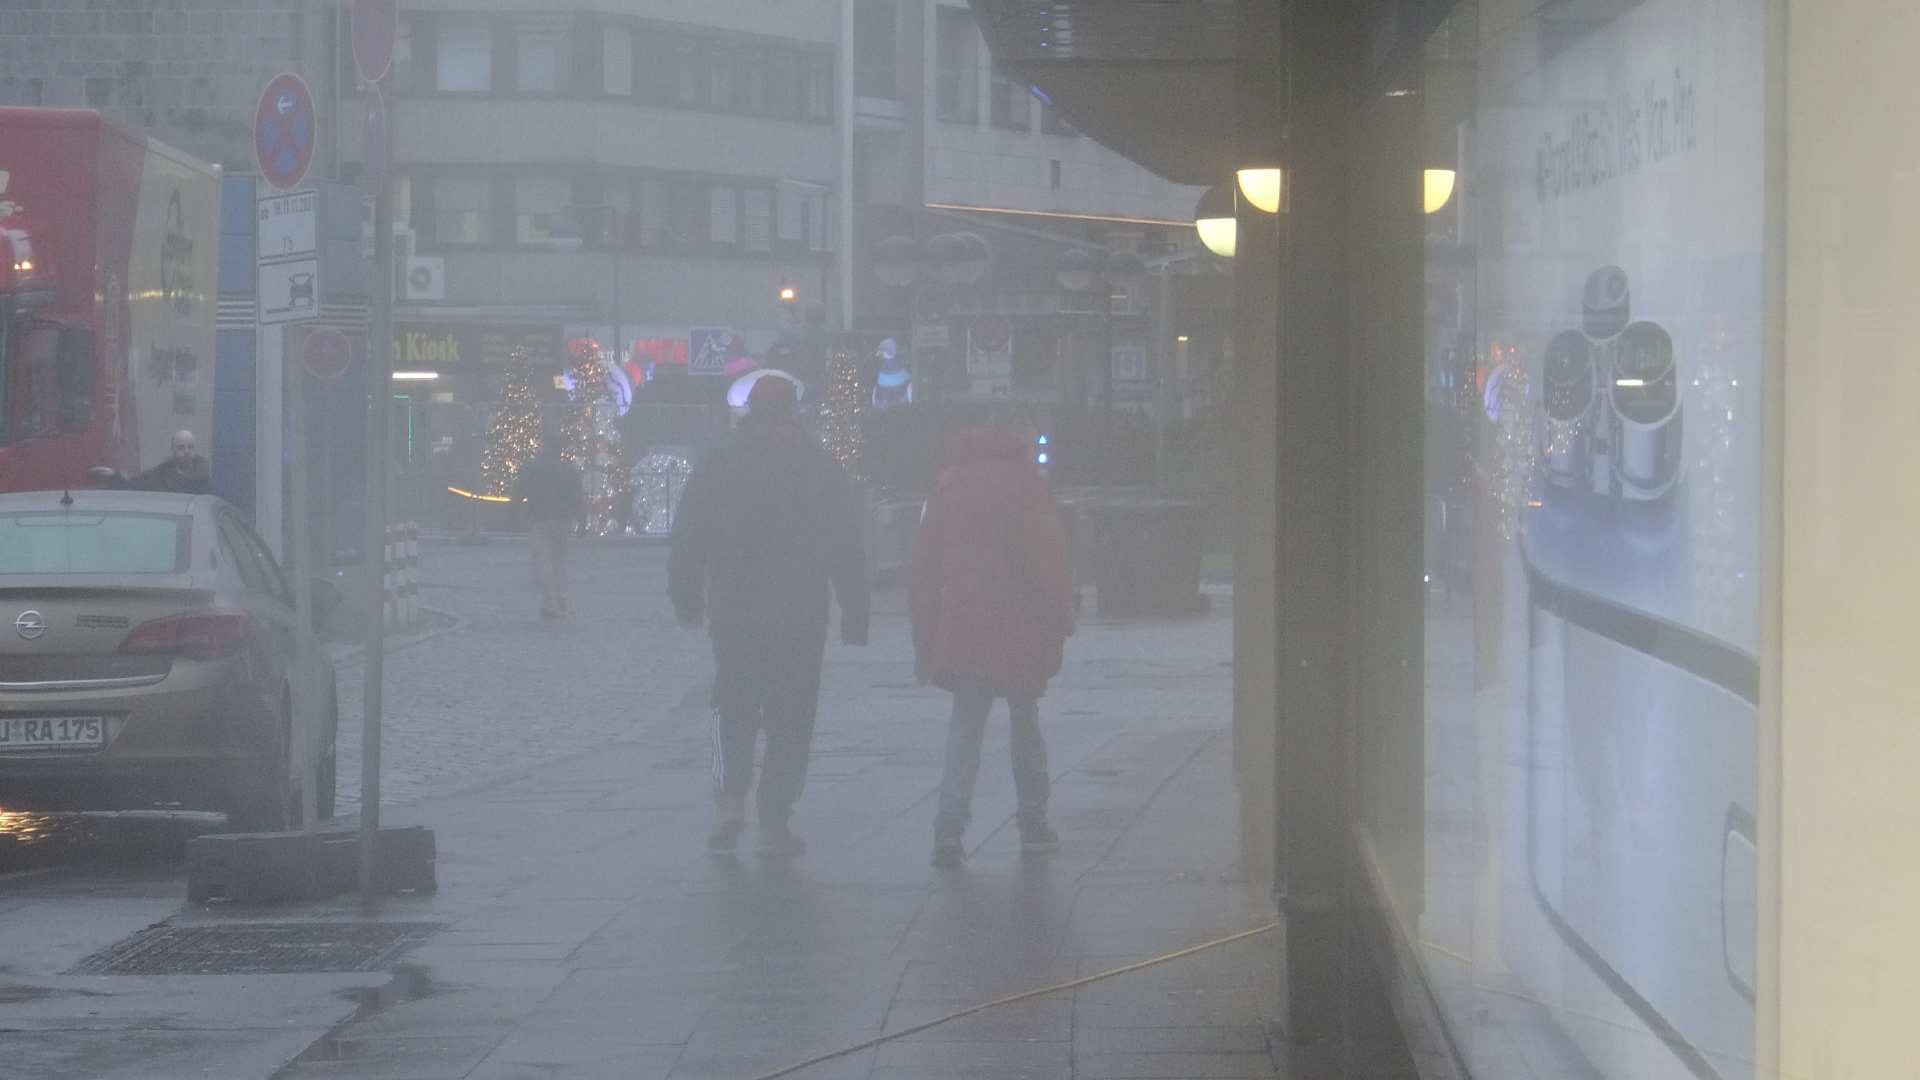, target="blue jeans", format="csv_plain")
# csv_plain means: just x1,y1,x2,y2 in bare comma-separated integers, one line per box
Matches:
933,683,1050,842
